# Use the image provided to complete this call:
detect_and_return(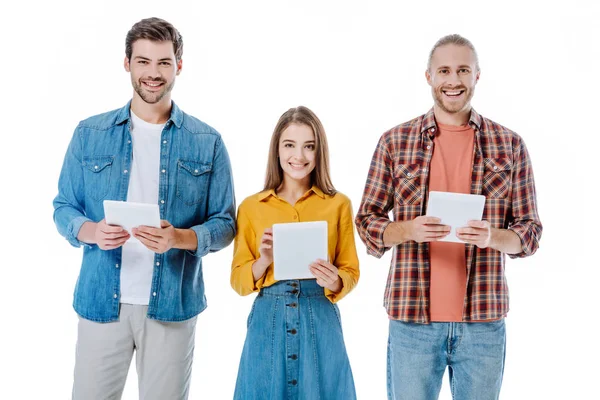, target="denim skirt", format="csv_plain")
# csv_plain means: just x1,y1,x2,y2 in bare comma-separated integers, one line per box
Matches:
233,279,356,400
